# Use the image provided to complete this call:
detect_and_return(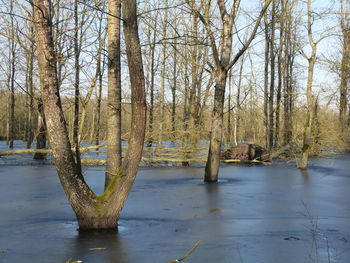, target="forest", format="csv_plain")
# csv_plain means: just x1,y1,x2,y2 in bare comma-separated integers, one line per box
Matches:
1,0,349,157
0,0,350,262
